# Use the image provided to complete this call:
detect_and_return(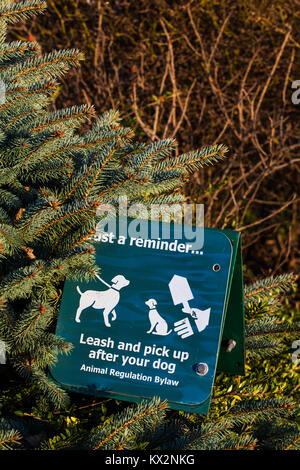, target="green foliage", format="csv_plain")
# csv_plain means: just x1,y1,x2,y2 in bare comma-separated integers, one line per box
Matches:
244,274,299,358
244,274,298,301
79,397,168,451
0,421,22,450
